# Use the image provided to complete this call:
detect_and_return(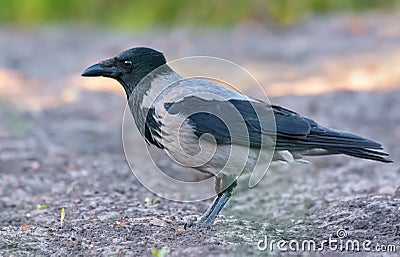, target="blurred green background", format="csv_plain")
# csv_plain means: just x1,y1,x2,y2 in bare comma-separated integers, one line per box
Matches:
0,0,399,29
